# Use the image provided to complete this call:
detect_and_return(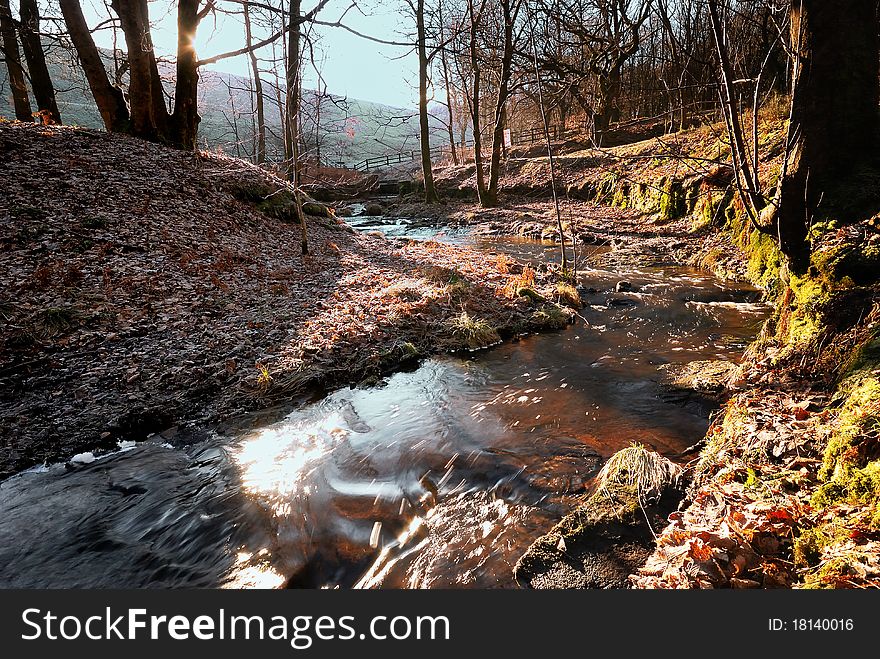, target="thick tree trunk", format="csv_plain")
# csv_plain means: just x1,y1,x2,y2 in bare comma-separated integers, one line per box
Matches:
417,0,439,203
776,0,879,273
112,0,169,142
244,4,266,164
0,0,32,121
18,0,60,123
593,65,621,146
169,0,201,150
59,0,130,132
